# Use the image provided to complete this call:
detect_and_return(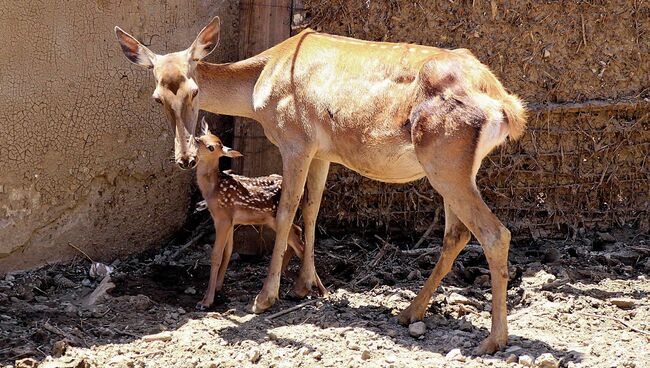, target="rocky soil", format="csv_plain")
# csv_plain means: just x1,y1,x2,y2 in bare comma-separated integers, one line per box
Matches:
1,229,649,368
